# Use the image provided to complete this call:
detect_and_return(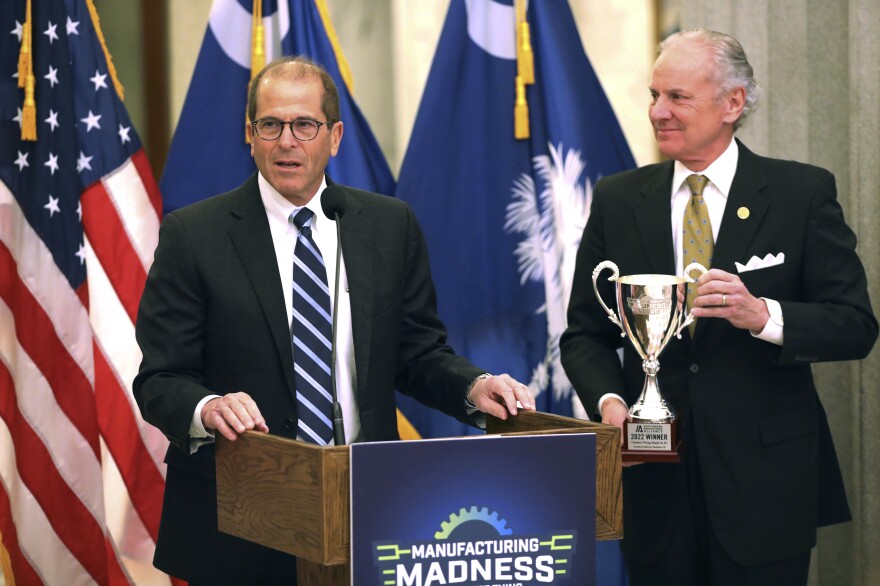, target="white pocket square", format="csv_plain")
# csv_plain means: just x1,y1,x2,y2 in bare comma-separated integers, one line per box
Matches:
735,252,785,273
